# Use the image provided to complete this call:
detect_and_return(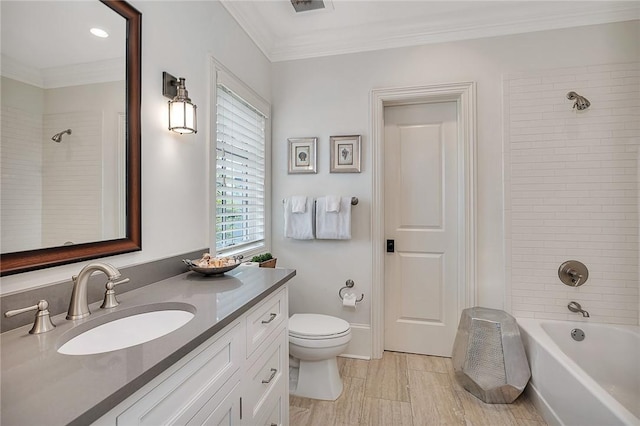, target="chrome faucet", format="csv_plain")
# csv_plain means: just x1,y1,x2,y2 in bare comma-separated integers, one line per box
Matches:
567,301,590,318
67,262,123,320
